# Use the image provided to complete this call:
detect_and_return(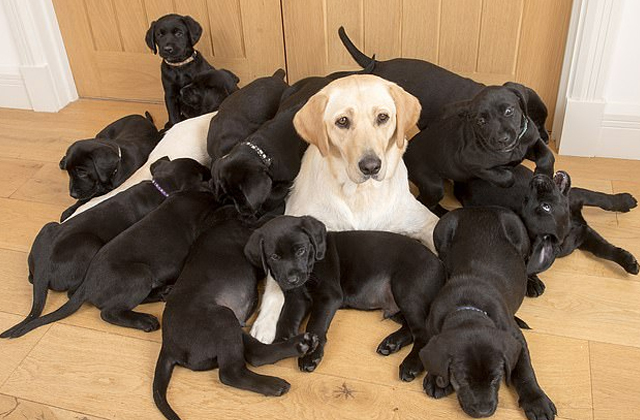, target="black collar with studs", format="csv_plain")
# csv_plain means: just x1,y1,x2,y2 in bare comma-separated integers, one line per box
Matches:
242,141,272,167
163,51,197,67
517,116,529,140
151,179,169,198
111,145,122,178
454,305,488,317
